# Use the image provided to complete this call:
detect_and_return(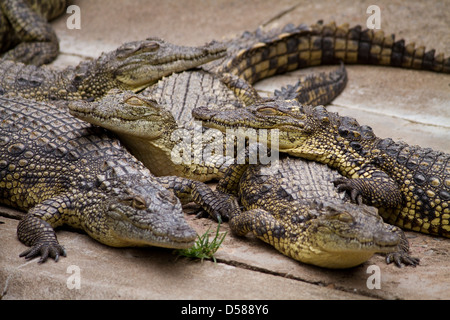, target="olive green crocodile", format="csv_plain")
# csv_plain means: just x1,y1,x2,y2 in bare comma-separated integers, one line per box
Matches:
193,100,450,238
0,95,224,263
211,149,418,268
0,38,226,101
0,0,66,66
69,21,449,183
